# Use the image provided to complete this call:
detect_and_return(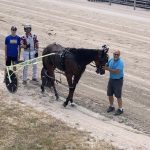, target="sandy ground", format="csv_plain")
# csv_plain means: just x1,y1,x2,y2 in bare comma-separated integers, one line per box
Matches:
0,0,150,149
